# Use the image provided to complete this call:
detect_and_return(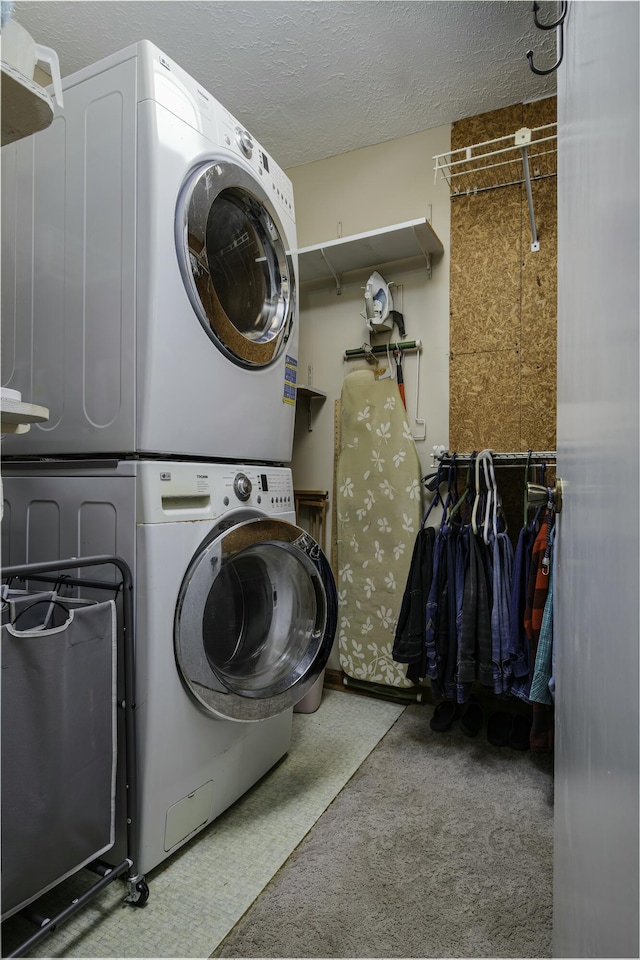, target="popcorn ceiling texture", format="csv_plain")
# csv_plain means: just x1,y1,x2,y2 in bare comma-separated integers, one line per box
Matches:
12,0,557,167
